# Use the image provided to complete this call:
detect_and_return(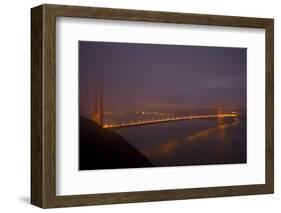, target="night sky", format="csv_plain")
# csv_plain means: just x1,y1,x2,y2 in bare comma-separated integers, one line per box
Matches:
79,41,246,115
